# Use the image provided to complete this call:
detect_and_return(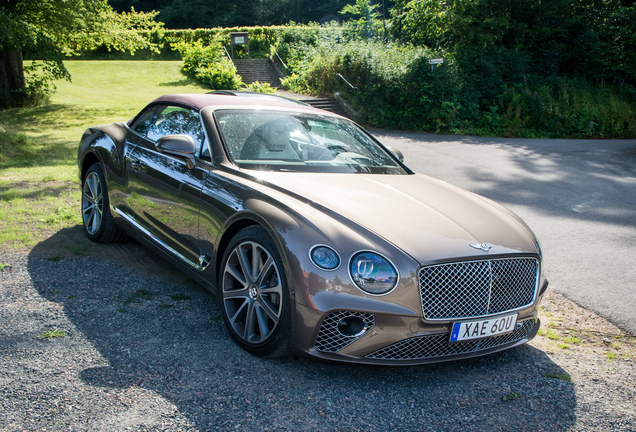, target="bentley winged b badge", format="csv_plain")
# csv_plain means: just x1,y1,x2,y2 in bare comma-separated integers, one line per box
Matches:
470,243,493,252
